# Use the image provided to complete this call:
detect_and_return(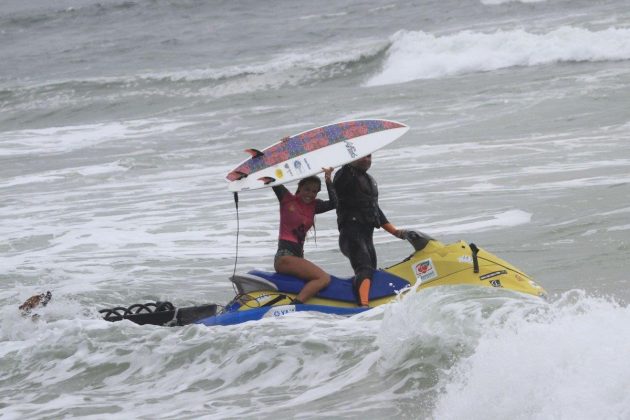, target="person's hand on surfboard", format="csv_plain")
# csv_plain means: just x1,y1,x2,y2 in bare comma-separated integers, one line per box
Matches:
322,167,334,182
